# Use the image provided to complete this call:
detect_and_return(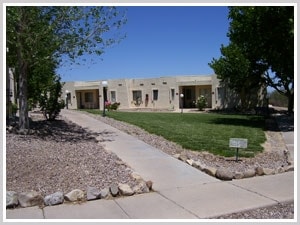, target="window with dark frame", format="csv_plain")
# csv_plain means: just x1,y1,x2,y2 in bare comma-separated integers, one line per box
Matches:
171,88,175,101
111,91,116,102
132,90,142,101
153,89,158,101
